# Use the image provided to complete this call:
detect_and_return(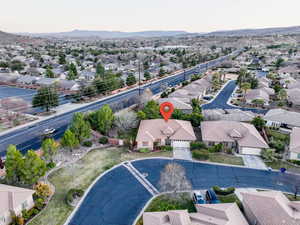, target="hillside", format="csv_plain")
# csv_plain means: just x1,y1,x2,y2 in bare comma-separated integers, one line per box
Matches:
204,26,300,36
20,30,190,39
